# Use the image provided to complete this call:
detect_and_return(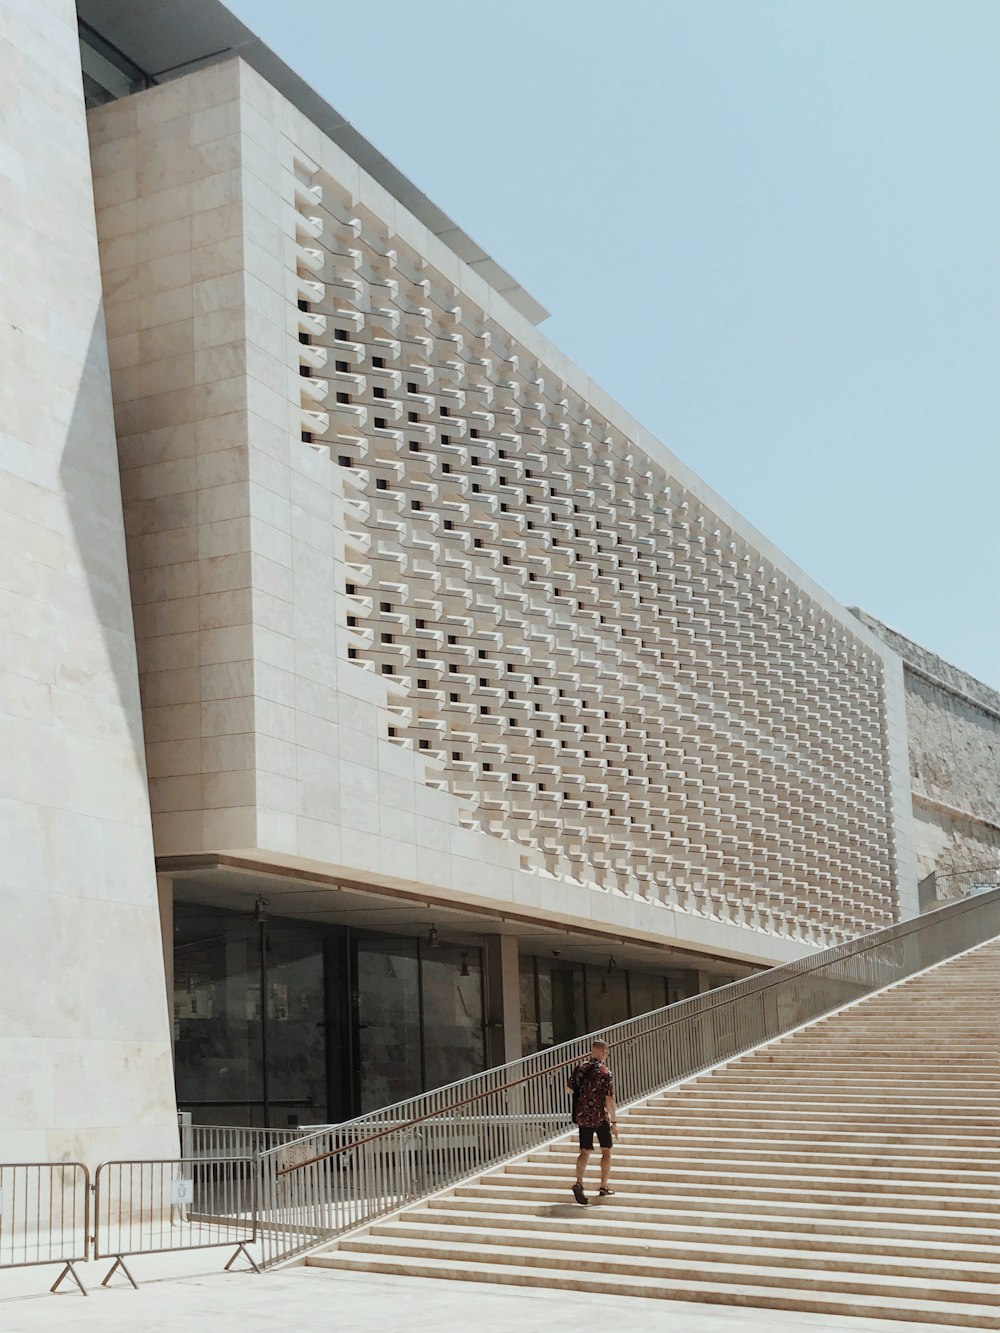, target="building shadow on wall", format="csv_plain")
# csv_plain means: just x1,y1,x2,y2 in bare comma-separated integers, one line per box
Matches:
57,312,149,767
